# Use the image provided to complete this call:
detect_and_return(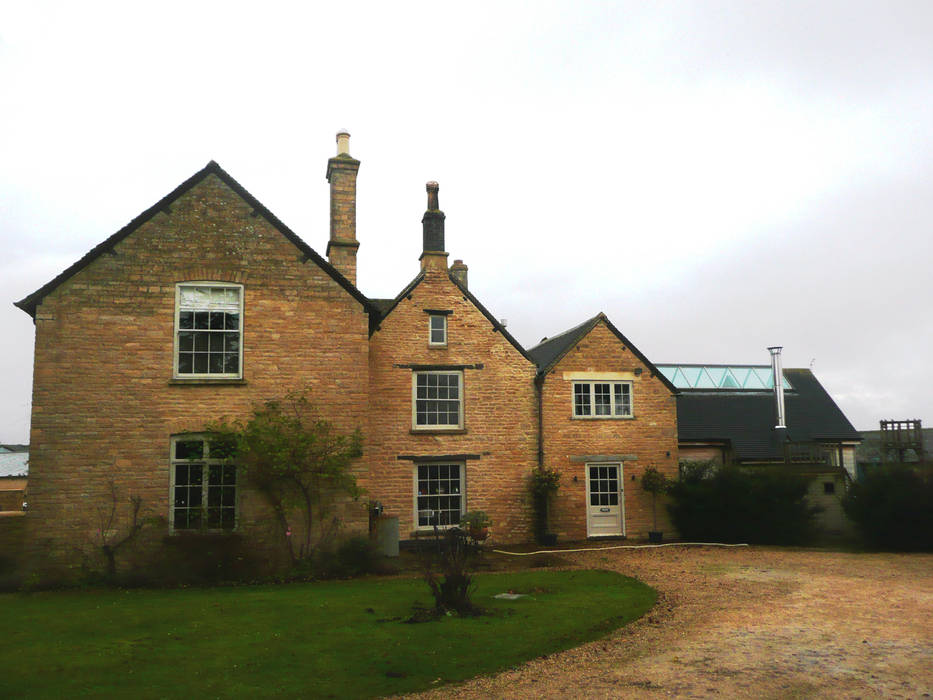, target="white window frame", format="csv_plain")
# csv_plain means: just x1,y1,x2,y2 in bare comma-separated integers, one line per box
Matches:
173,282,244,379
573,381,634,418
412,370,464,430
428,314,447,347
412,462,466,530
169,434,238,533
